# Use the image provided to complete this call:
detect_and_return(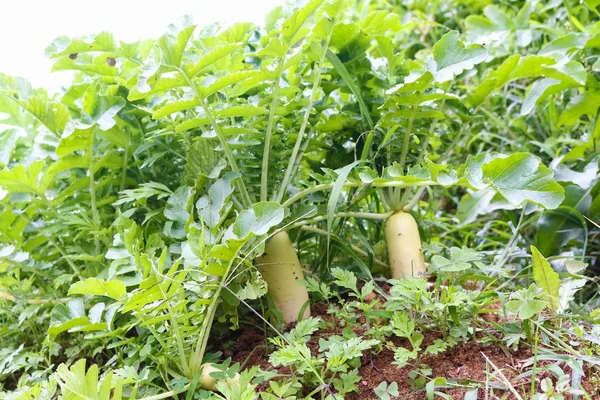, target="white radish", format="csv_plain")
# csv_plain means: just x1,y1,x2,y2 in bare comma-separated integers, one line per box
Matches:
385,211,426,279
256,231,311,324
199,363,240,391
